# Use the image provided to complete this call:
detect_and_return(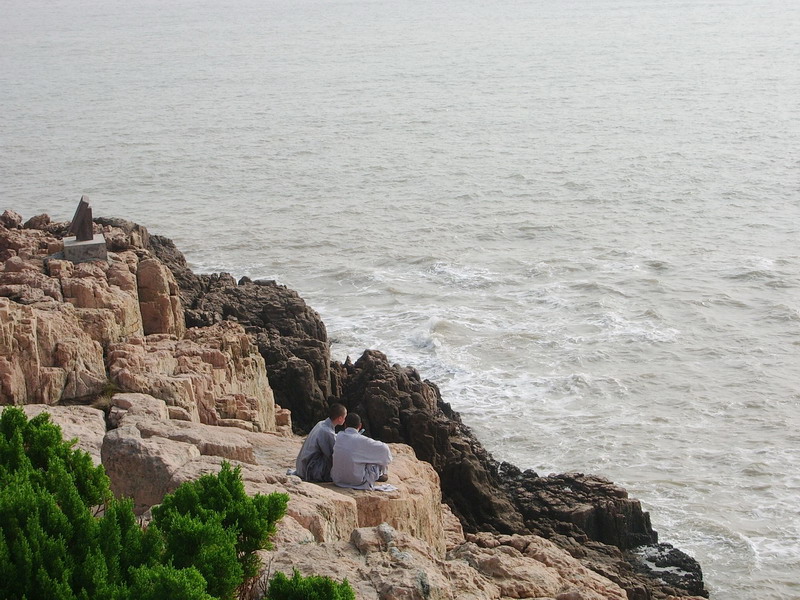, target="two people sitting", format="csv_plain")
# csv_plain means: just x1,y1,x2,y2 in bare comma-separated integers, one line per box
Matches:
294,403,392,489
